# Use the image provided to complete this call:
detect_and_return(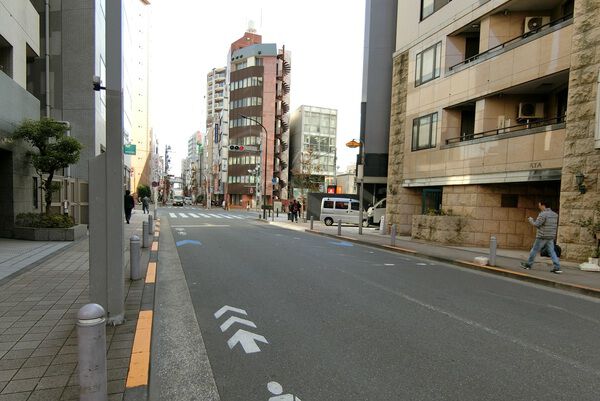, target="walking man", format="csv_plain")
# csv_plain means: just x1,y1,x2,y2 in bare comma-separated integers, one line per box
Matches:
124,190,135,224
141,195,150,214
521,200,562,274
